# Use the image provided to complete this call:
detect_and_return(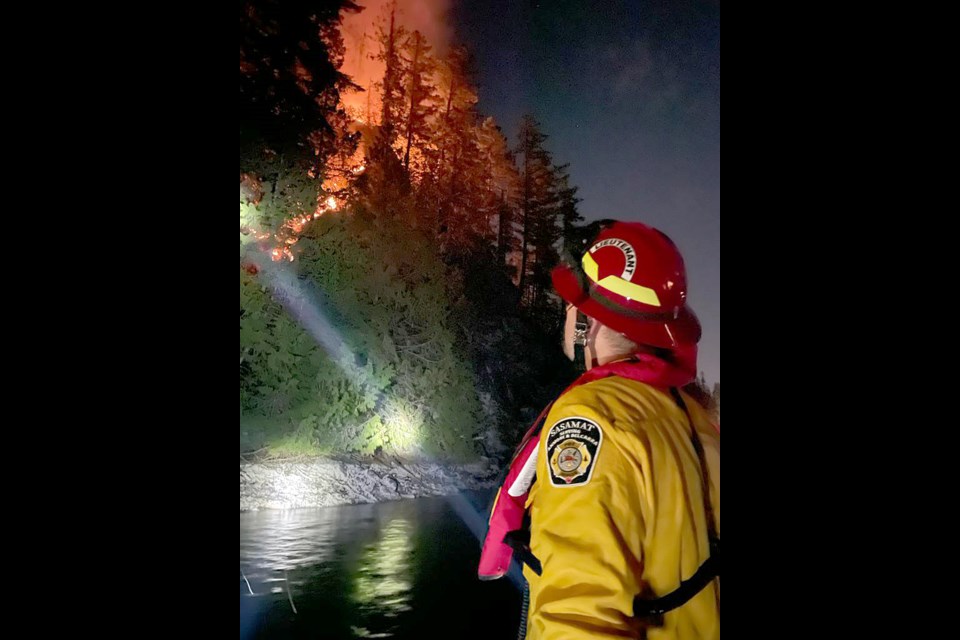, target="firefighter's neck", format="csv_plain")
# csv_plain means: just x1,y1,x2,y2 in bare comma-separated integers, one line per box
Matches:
584,325,652,370
585,324,634,370
587,350,635,370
